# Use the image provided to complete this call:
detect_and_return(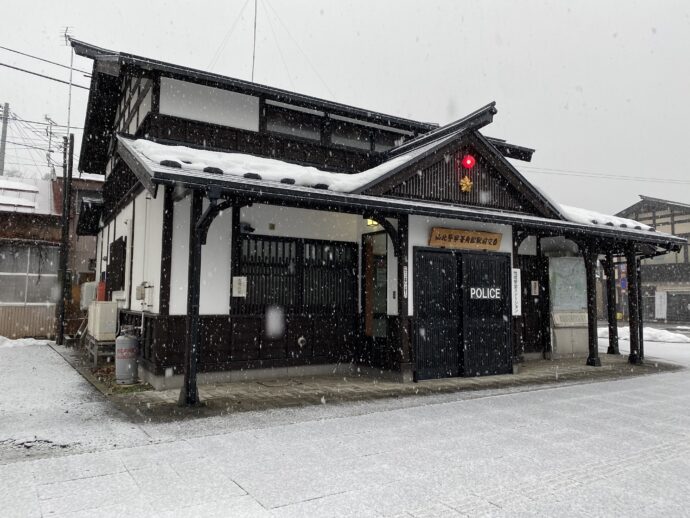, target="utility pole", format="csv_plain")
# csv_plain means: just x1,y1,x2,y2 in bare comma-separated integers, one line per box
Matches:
0,102,9,176
56,134,74,345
